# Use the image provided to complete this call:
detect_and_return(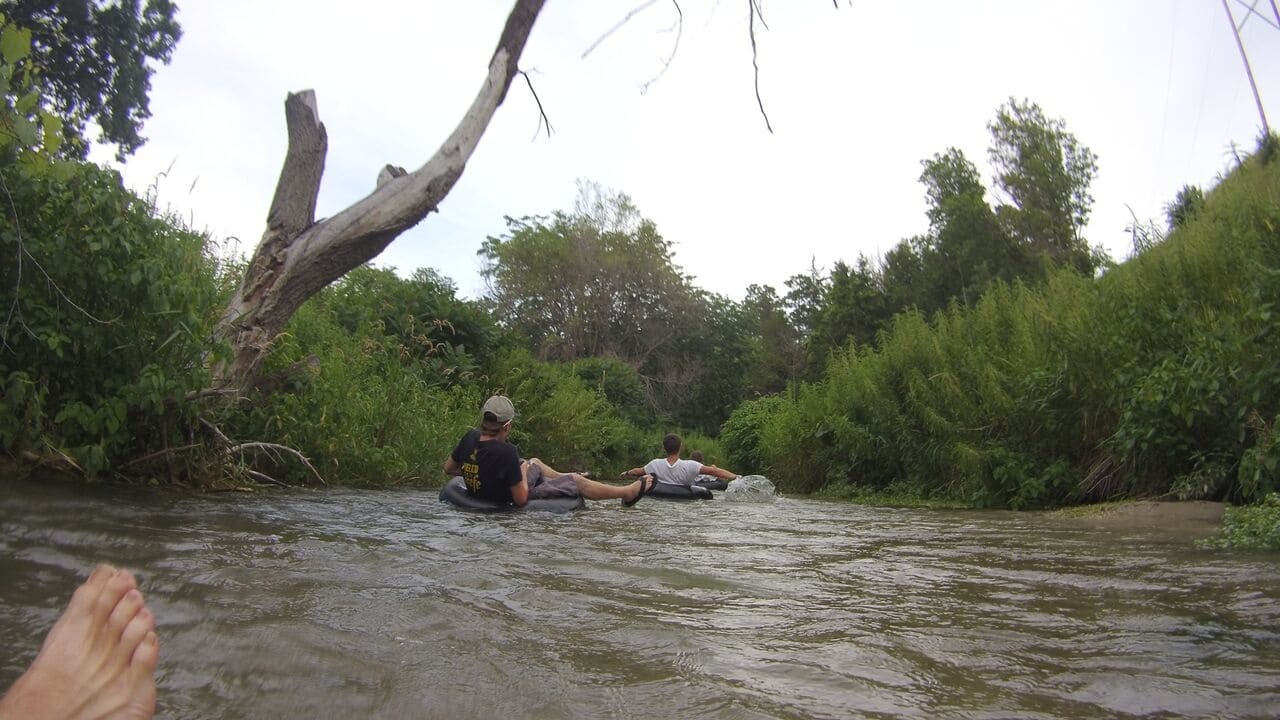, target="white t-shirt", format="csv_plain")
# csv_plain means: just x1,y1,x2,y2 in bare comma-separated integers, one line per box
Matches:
644,458,704,487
